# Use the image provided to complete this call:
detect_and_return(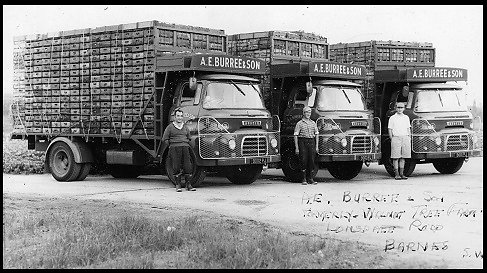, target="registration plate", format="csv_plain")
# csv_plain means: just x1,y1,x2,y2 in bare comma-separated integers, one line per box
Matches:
454,152,468,157
250,157,267,164
359,155,373,161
